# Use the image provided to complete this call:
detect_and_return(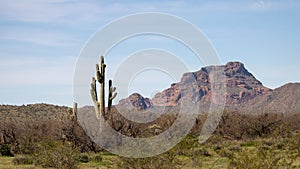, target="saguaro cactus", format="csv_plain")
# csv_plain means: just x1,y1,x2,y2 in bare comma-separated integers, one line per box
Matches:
90,56,117,118
72,102,78,120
